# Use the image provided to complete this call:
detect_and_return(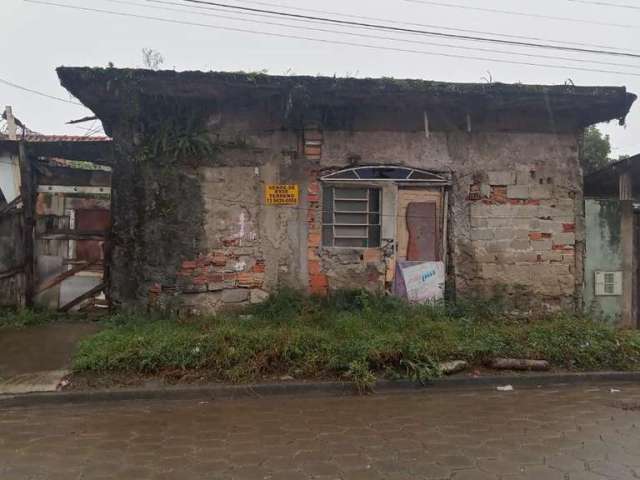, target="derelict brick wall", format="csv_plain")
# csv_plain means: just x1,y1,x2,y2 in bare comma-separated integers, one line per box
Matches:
119,126,582,311
318,130,582,308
